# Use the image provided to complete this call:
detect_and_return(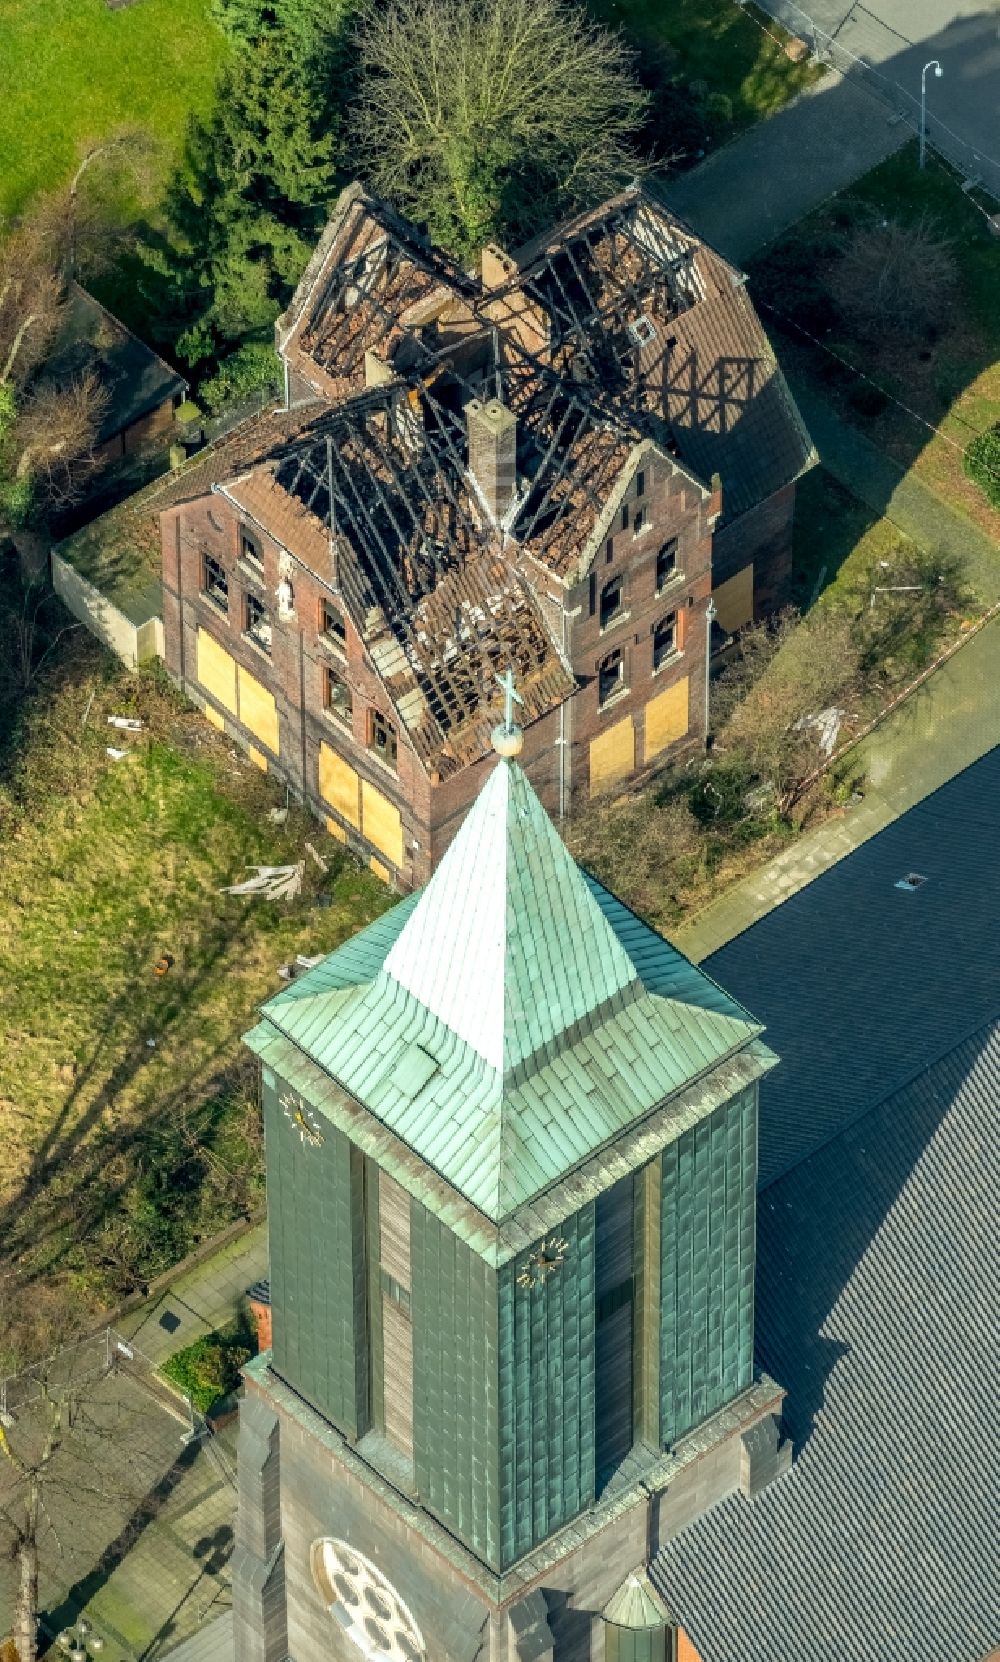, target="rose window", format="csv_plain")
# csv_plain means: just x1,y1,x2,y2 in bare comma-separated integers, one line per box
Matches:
310,1539,425,1662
